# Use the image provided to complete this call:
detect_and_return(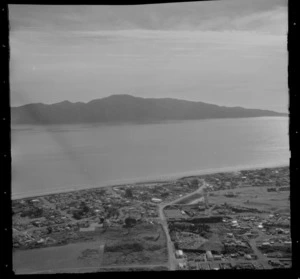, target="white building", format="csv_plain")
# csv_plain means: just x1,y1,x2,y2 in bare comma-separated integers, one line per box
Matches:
206,251,213,261
175,250,184,259
151,198,162,203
